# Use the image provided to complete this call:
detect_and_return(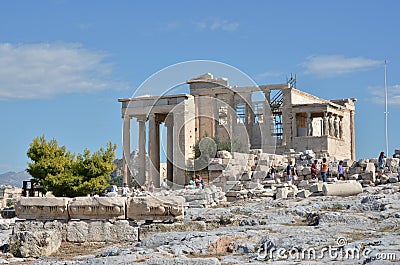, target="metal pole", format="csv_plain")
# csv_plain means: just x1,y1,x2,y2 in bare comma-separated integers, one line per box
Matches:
384,60,389,156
